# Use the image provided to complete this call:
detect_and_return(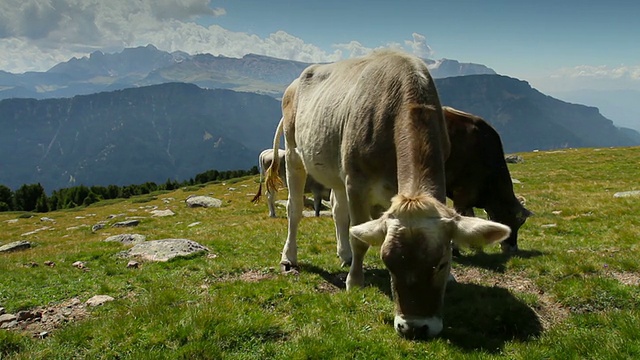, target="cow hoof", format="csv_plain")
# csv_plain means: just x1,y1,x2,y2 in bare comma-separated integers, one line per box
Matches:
500,242,518,254
280,262,298,273
340,259,352,268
